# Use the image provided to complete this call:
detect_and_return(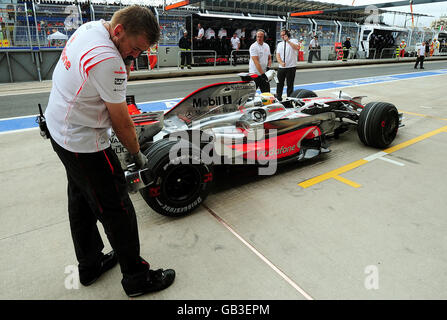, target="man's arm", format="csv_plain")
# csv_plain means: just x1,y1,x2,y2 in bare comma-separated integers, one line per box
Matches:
276,51,285,67
286,38,300,51
105,101,139,155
